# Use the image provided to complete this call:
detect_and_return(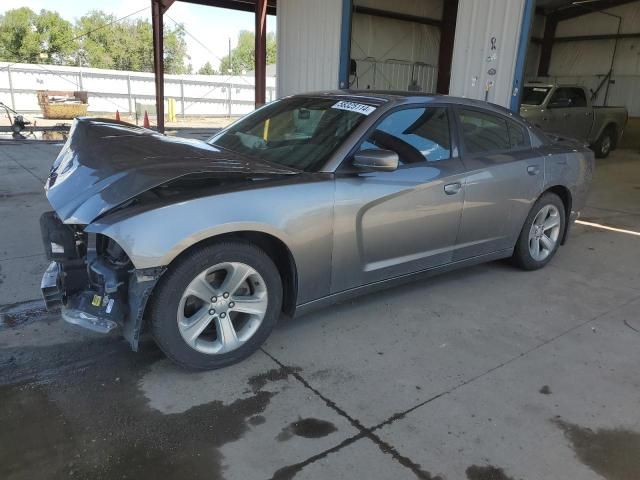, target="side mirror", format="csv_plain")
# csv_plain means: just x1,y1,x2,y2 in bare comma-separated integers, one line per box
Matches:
353,149,399,172
548,98,571,109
